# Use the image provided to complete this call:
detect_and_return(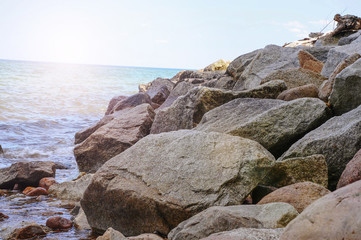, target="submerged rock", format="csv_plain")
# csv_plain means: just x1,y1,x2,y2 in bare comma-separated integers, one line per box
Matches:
144,77,174,105
10,223,46,239
46,216,73,230
81,130,275,236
